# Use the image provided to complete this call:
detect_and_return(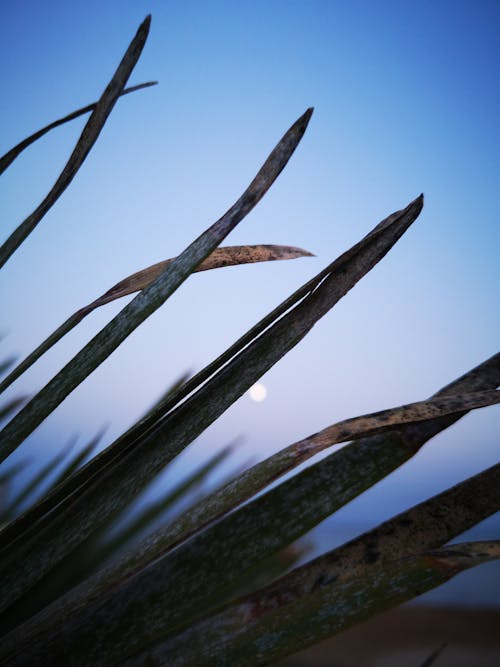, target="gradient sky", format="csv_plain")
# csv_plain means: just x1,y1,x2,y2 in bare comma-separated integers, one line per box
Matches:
1,1,499,604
